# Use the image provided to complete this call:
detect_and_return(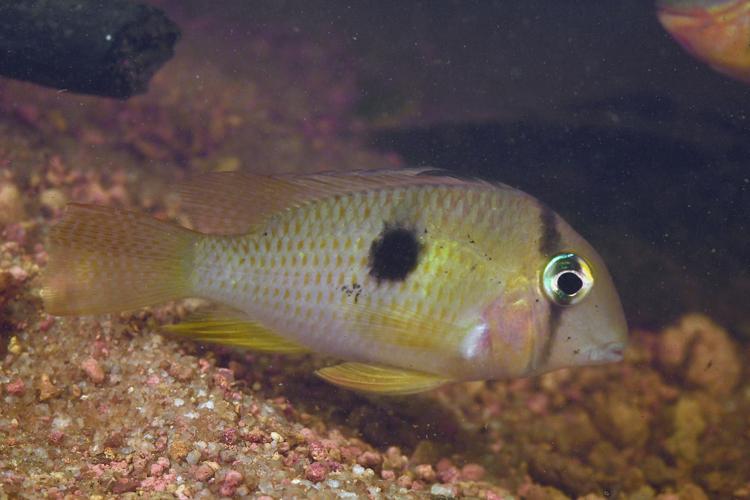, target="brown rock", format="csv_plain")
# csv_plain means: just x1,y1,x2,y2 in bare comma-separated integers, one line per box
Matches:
527,448,598,494
37,373,61,401
48,430,64,445
168,362,194,381
414,464,436,483
213,367,234,389
665,397,706,463
357,450,381,468
169,439,190,462
39,188,67,213
80,357,105,384
383,446,407,471
0,271,12,294
592,393,649,448
5,378,26,395
193,463,214,482
111,478,139,494
410,440,439,465
524,485,569,500
678,483,709,500
304,462,328,482
658,314,741,395
461,463,485,481
0,182,25,226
